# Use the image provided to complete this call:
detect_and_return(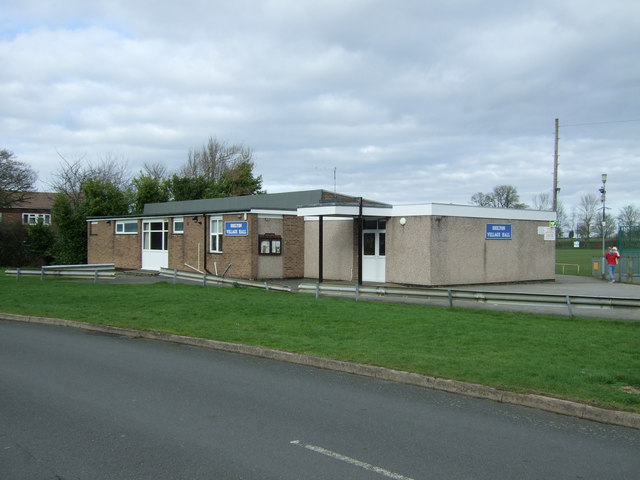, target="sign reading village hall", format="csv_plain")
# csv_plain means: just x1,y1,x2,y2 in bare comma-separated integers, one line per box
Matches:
224,221,248,236
486,224,512,240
